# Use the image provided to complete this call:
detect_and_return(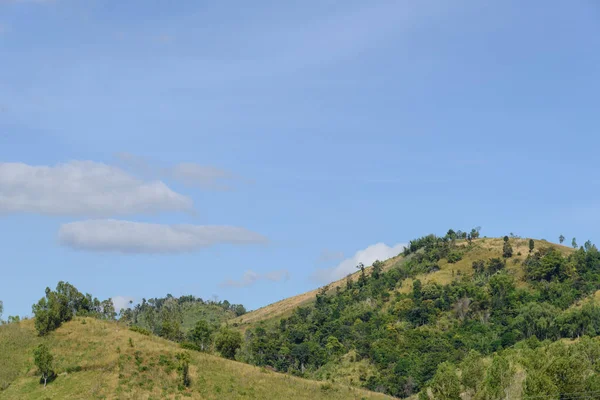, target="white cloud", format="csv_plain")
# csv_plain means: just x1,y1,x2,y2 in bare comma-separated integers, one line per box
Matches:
313,242,406,283
220,269,290,288
112,296,135,312
0,161,192,216
114,152,240,191
59,219,267,253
